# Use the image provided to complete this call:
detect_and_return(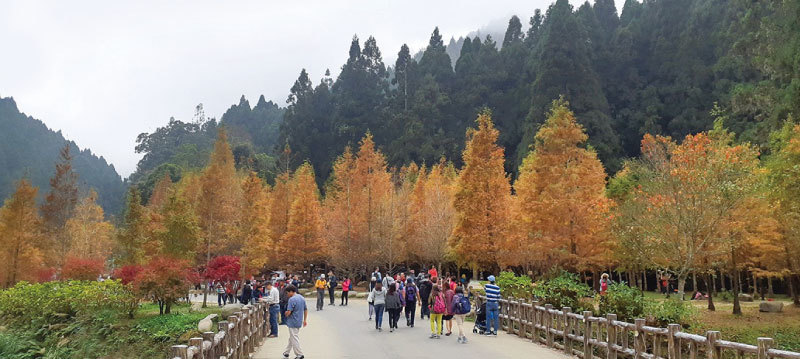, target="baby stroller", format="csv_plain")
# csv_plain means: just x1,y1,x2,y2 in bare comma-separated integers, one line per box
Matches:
472,301,487,334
